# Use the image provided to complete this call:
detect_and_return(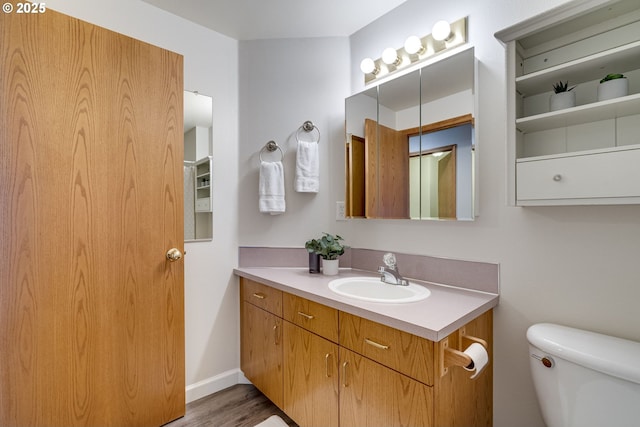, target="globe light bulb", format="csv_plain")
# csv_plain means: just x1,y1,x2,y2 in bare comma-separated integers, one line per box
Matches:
404,35,424,55
360,57,378,74
382,47,400,66
432,20,452,42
